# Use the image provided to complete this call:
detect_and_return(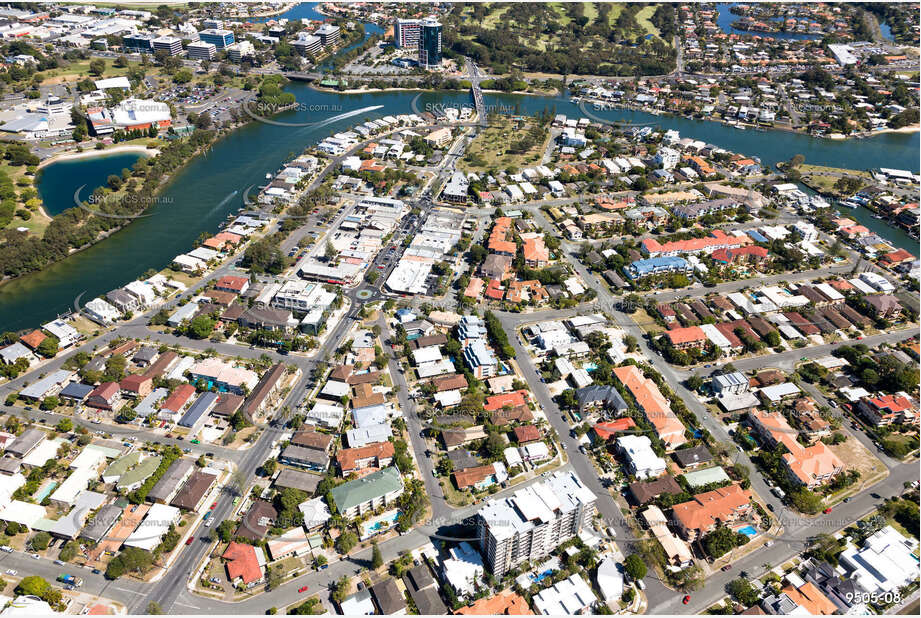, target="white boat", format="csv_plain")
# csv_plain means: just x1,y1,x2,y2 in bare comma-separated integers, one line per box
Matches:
838,199,859,209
